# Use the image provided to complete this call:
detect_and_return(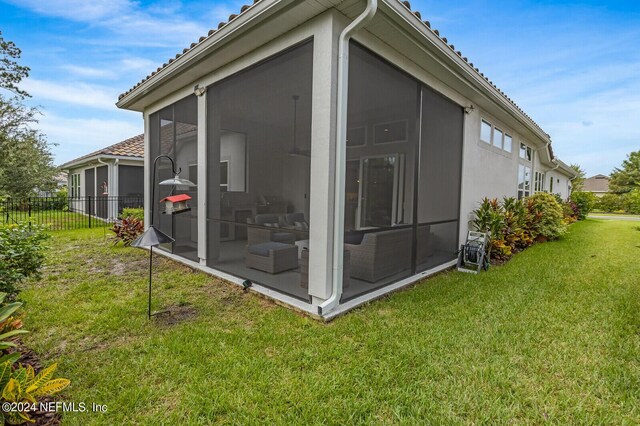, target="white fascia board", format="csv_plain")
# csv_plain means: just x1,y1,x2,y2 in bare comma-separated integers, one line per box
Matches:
59,155,143,171
116,0,295,111
380,0,552,146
